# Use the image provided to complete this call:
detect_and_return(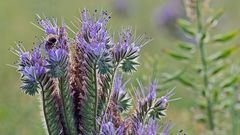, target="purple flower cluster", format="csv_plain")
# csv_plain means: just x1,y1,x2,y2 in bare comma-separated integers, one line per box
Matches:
14,16,69,94
130,80,174,134
113,28,140,62
132,118,158,135
46,48,68,77
101,121,125,135
103,76,173,134
134,80,158,114
47,48,68,62
38,17,58,35
112,74,128,102
34,17,69,78
76,9,111,56
14,9,173,135
13,44,46,95
132,114,173,135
